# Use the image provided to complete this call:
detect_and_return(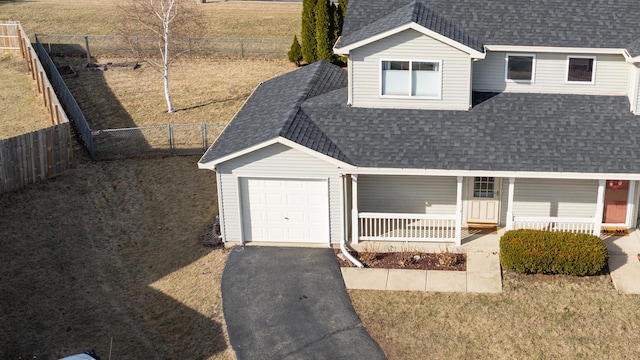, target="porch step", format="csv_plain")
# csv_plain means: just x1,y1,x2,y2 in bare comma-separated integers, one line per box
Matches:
601,227,629,236
466,224,498,232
